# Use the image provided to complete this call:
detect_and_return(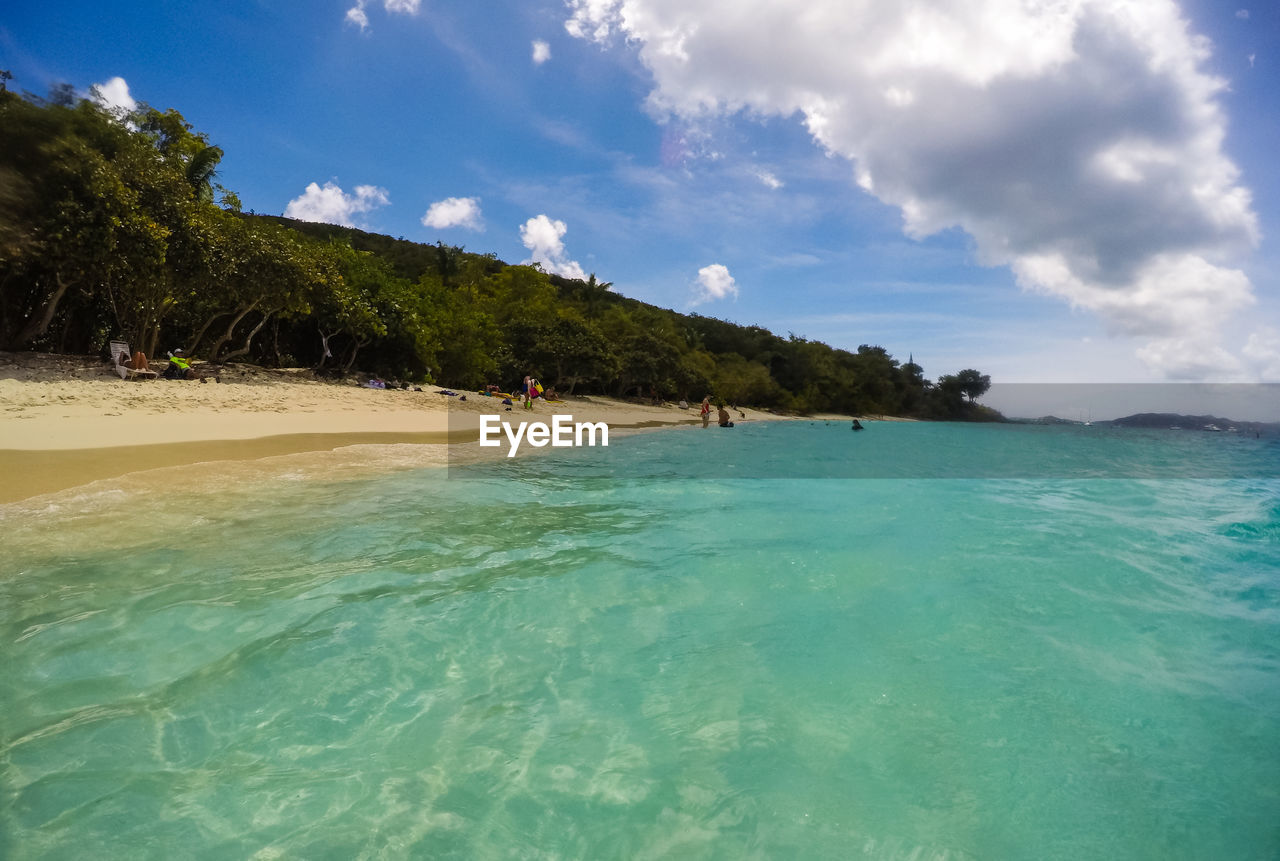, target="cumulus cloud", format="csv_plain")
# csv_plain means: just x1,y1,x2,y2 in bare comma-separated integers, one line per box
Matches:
345,2,369,30
90,76,136,116
422,196,483,230
566,0,1260,379
344,0,419,29
284,181,390,227
520,215,587,279
565,0,616,41
532,40,552,64
691,263,738,305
